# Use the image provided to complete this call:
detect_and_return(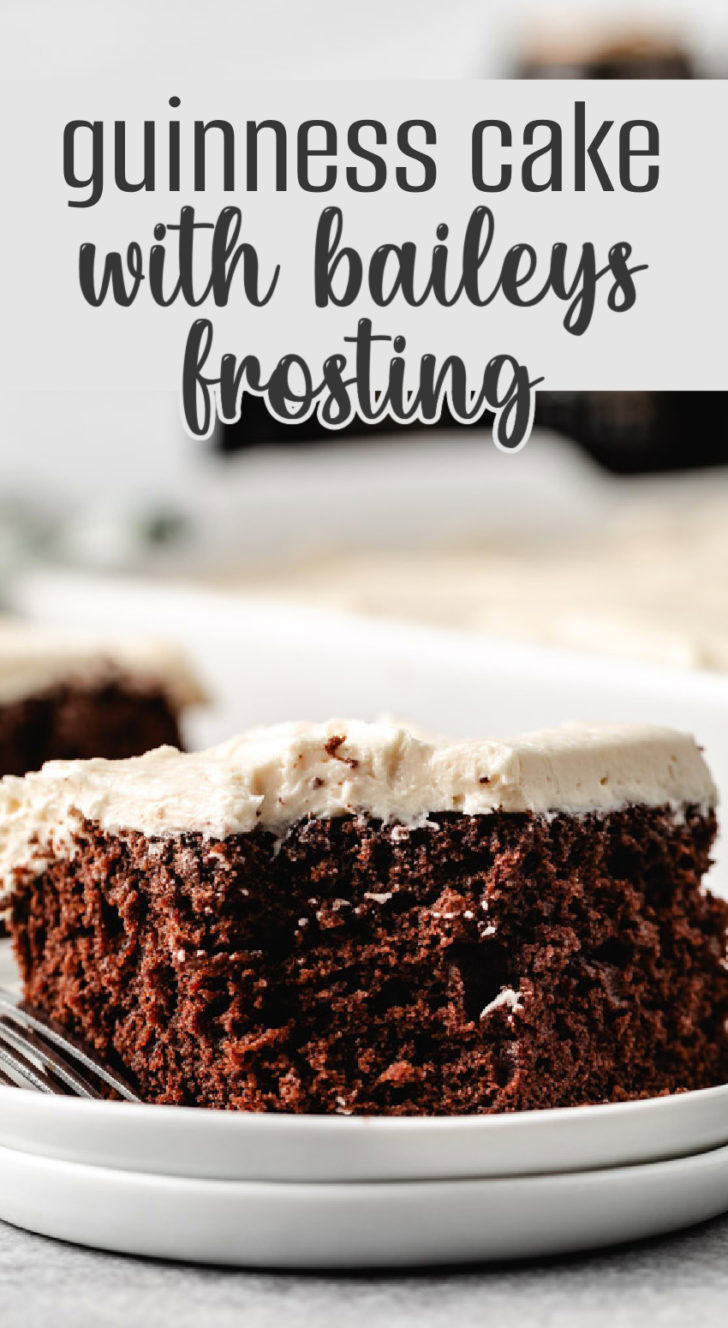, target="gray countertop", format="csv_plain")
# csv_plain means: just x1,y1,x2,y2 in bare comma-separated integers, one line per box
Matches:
2,1212,728,1328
